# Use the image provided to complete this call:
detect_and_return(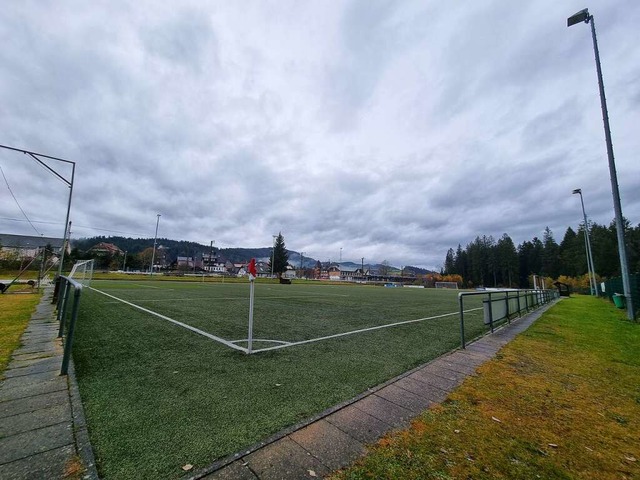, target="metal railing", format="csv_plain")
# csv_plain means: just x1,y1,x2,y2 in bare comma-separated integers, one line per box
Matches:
458,289,558,349
55,276,84,375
